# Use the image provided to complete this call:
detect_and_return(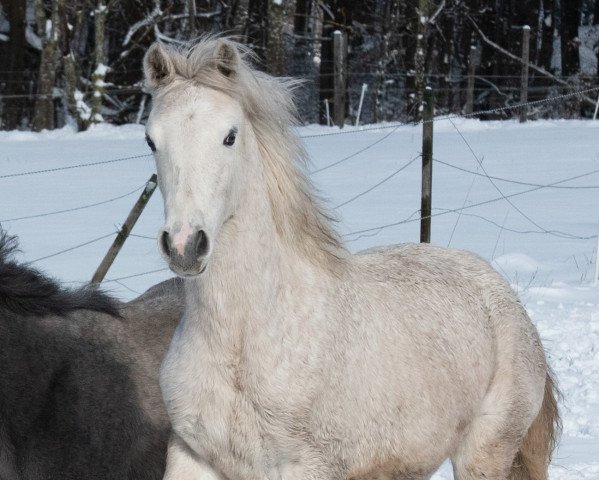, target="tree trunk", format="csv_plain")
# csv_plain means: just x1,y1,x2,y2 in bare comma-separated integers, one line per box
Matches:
32,0,60,132
59,1,86,130
289,0,320,123
538,0,554,71
594,0,599,76
187,0,197,36
0,0,27,130
560,0,581,76
231,0,250,40
63,52,85,129
266,1,287,76
247,0,268,62
90,1,108,126
450,1,465,114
